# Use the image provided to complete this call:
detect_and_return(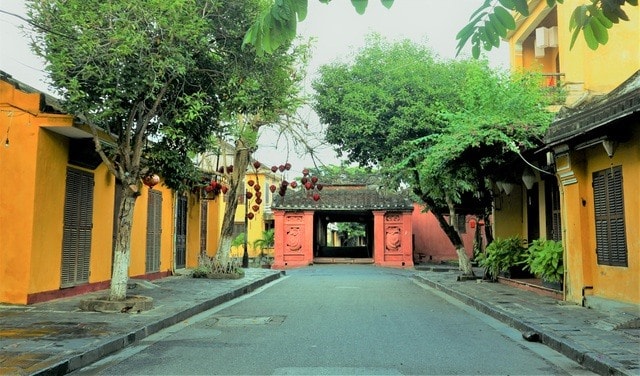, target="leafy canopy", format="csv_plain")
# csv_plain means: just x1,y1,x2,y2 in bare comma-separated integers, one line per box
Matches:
312,35,554,213
243,0,638,57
